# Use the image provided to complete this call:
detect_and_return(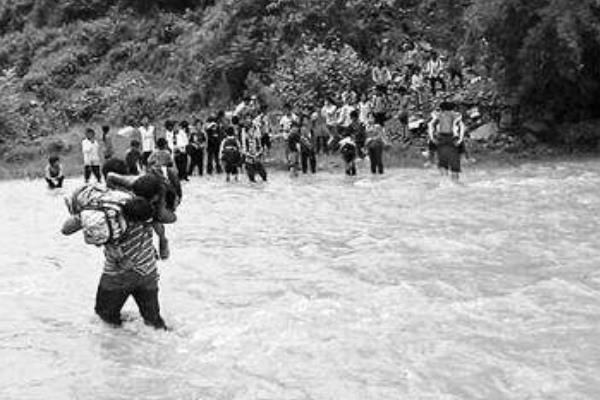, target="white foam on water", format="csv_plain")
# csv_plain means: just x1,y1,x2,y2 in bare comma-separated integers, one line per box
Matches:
1,161,600,399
